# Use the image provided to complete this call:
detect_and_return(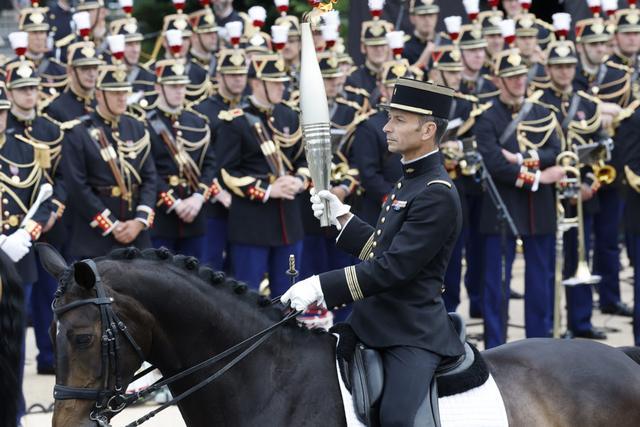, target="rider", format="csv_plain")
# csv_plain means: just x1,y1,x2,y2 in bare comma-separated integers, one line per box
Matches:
282,78,465,426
